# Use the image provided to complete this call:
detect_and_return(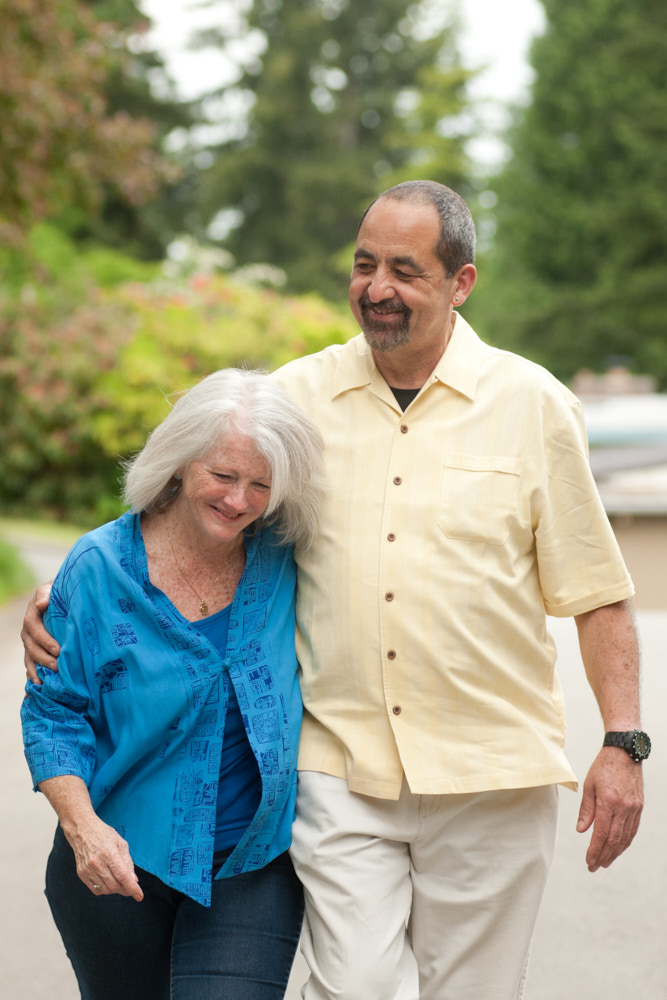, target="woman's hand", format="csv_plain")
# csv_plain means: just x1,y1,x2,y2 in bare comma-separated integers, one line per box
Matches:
65,814,145,901
21,583,59,683
39,775,144,901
